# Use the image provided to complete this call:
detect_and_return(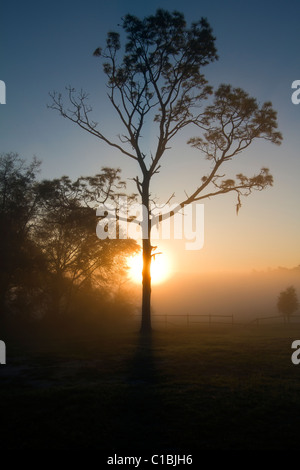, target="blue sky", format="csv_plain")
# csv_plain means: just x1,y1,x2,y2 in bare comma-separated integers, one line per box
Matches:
1,0,300,273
